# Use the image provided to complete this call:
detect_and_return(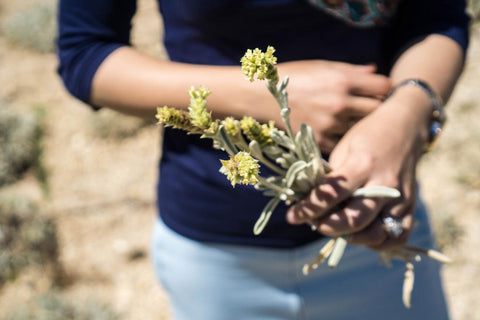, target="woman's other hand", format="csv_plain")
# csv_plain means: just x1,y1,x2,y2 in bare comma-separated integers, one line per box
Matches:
279,61,391,153
286,86,431,250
